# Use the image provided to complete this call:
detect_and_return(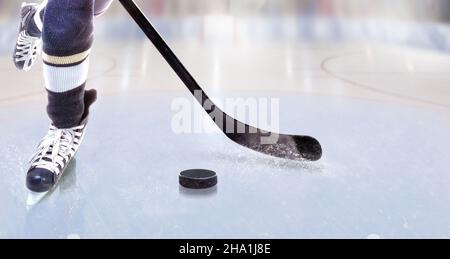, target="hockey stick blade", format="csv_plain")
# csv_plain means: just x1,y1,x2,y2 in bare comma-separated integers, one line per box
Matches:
118,0,322,161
